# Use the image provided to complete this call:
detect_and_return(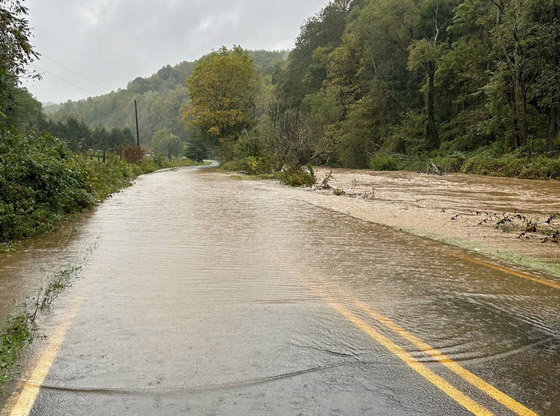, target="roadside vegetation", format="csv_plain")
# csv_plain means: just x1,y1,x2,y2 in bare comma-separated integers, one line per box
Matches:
0,1,200,249
0,266,81,391
0,130,197,249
